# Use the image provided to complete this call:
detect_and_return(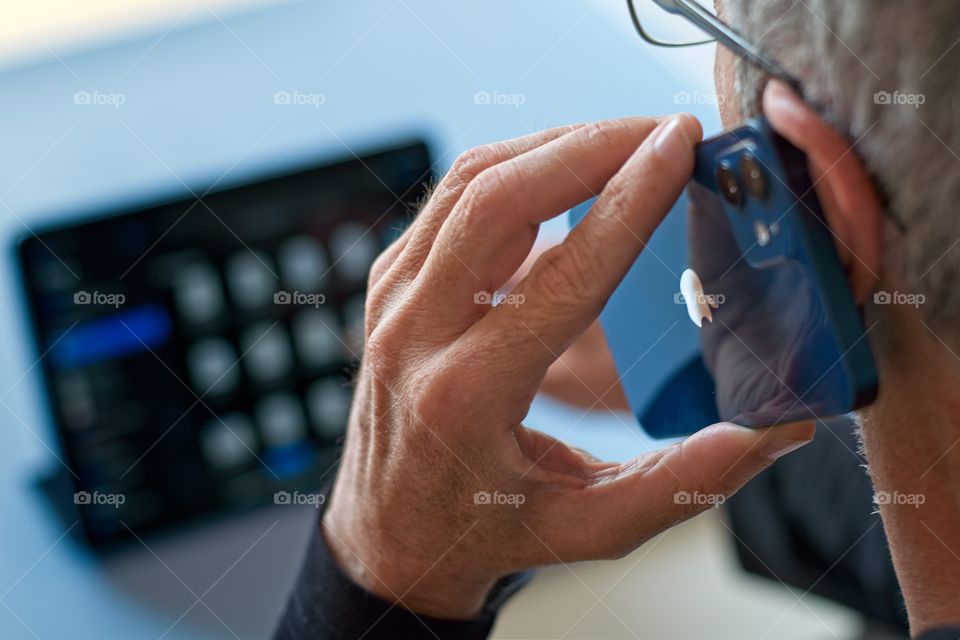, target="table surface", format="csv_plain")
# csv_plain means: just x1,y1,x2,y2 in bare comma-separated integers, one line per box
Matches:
0,1,857,638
